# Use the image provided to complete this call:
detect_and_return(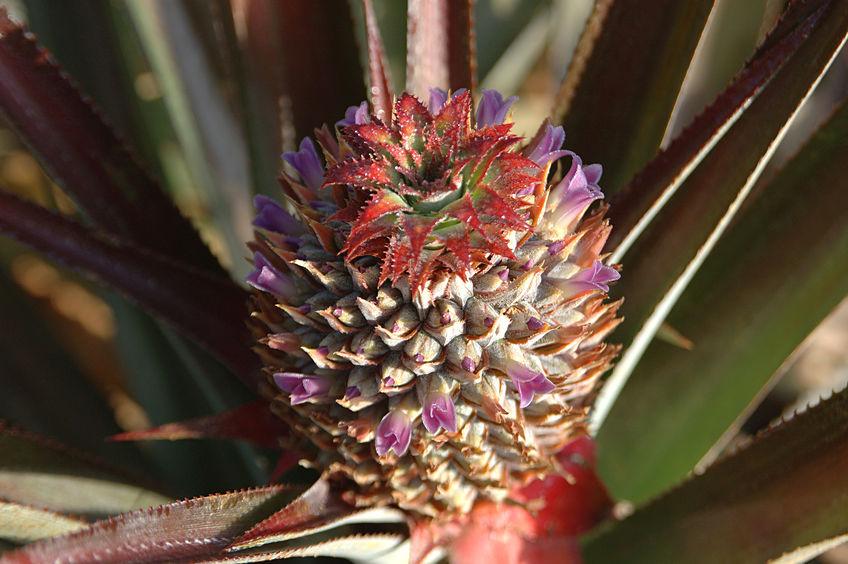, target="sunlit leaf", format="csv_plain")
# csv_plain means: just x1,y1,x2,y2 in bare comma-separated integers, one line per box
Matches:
0,9,223,276
201,533,408,563
126,0,254,276
406,0,476,97
554,0,714,195
583,385,848,563
597,98,848,503
590,0,848,432
2,486,296,563
0,425,169,516
0,500,87,543
0,193,260,388
362,0,395,120
229,479,404,550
